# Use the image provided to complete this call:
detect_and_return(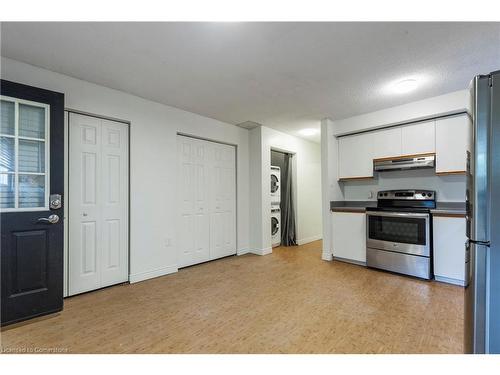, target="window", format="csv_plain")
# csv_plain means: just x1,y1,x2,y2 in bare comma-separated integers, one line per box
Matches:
0,96,50,211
